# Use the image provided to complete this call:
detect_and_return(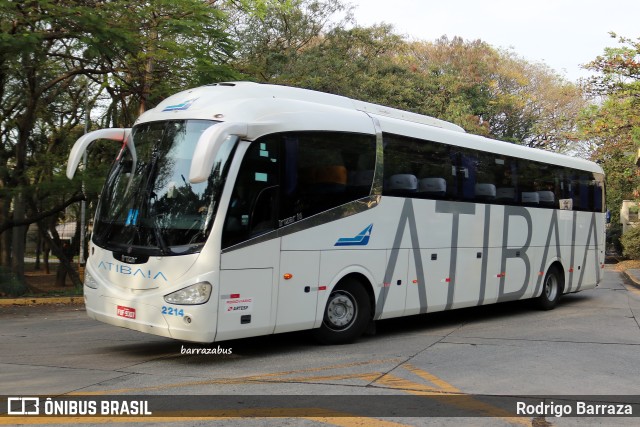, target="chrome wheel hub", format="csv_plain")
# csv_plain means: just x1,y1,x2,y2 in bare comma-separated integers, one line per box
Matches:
326,292,355,329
